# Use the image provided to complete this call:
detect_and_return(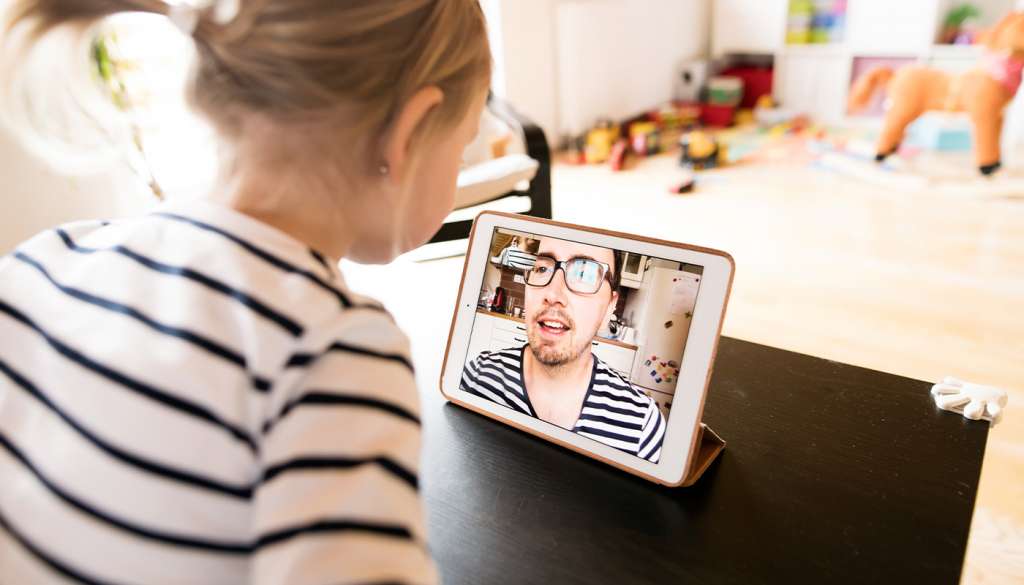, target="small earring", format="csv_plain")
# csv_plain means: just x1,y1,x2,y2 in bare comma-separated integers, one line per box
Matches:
378,162,390,176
